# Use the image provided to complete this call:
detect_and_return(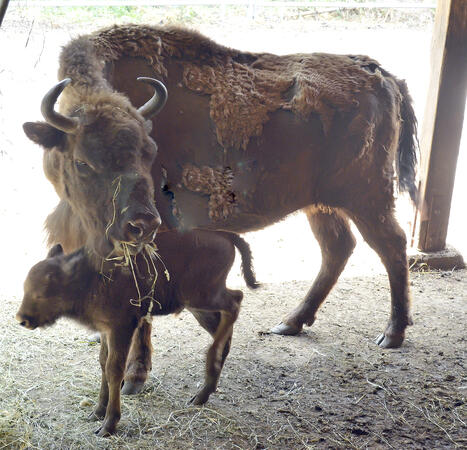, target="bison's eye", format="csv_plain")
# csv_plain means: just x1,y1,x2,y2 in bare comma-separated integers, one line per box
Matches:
74,160,92,175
